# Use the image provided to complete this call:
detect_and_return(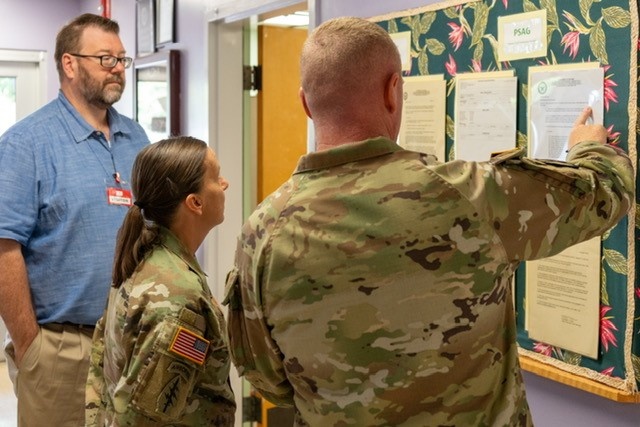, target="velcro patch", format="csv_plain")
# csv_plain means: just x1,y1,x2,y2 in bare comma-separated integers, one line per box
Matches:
169,327,209,365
